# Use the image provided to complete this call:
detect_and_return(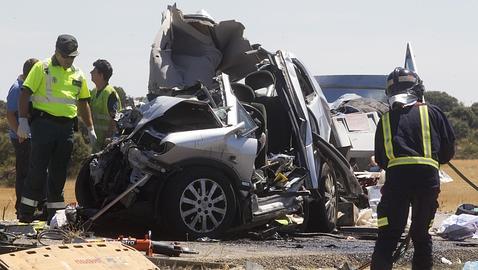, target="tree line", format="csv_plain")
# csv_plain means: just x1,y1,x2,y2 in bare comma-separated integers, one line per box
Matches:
0,90,476,186
424,91,478,159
